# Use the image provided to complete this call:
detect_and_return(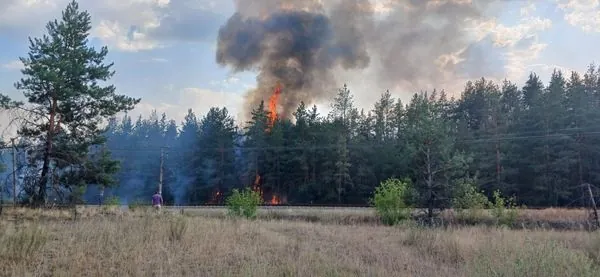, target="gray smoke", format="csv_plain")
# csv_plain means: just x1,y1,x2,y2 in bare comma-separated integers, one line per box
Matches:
217,0,504,118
